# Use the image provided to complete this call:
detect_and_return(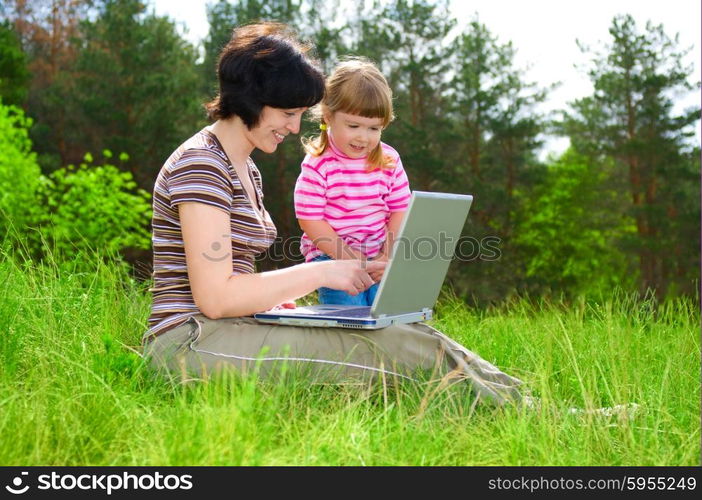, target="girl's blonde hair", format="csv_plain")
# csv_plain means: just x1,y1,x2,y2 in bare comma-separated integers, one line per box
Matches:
303,57,395,170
